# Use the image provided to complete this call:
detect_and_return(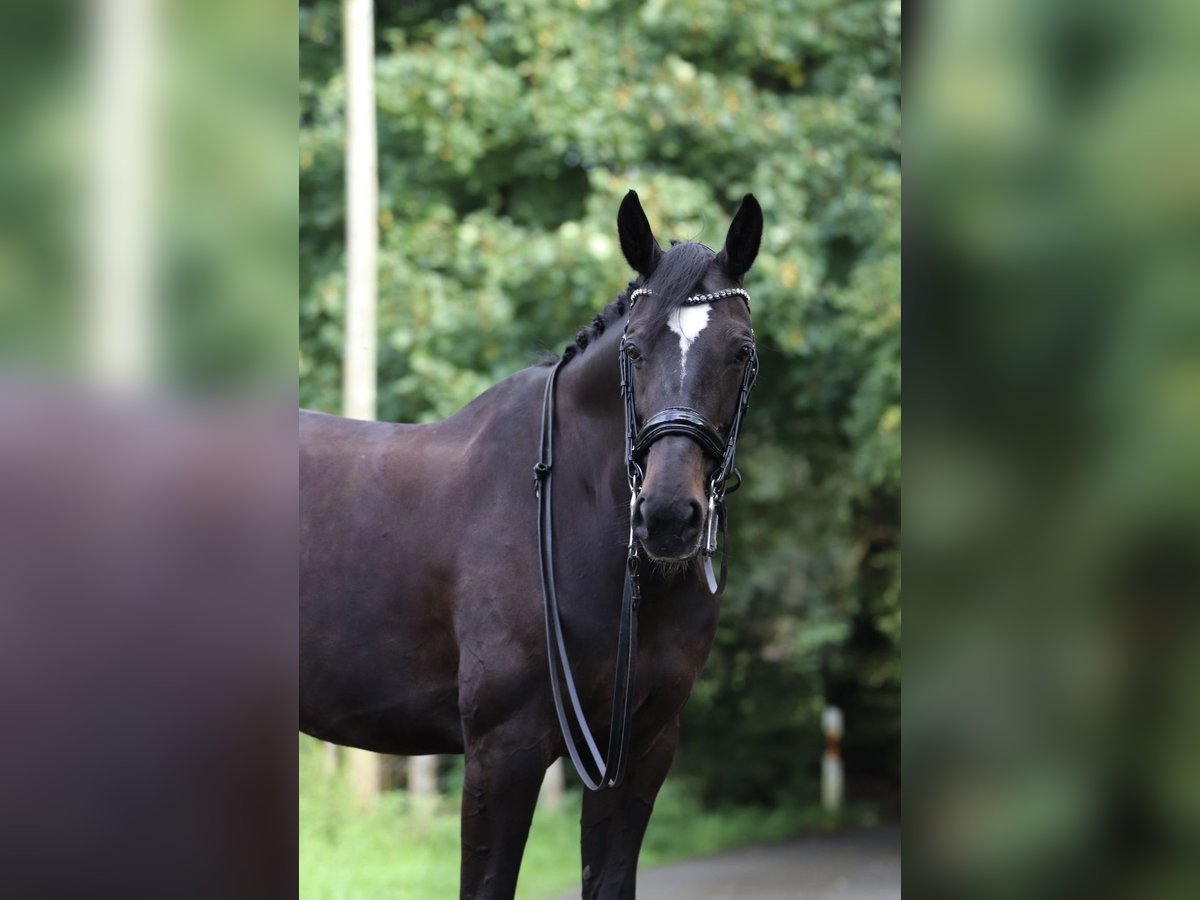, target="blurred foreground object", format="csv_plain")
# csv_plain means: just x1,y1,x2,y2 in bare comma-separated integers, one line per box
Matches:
0,0,297,894
0,389,297,897
1,0,294,392
907,0,1200,897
